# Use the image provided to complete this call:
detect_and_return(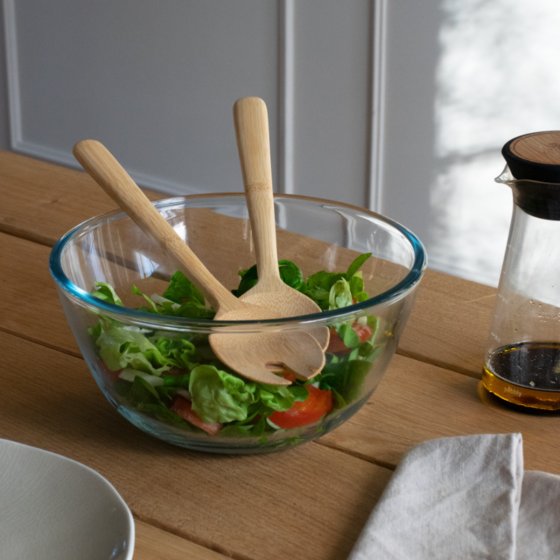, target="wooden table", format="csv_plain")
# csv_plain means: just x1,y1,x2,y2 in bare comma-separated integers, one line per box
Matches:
1,151,558,560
